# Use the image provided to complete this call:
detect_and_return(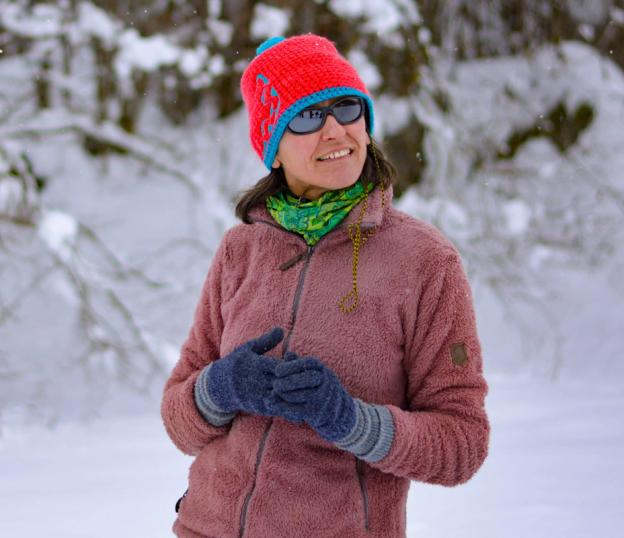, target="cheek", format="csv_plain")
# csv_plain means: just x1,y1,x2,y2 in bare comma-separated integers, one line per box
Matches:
279,137,318,167
348,121,370,147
